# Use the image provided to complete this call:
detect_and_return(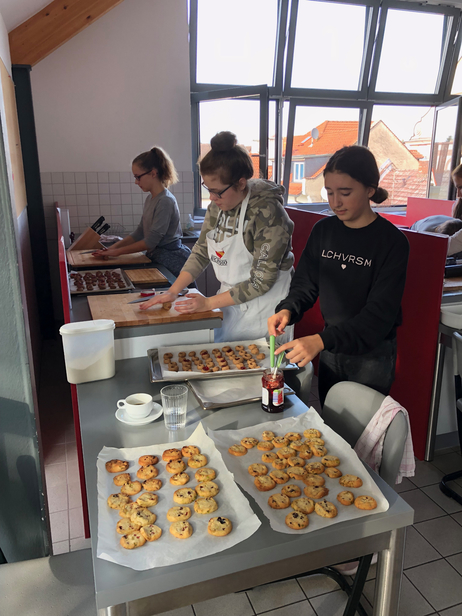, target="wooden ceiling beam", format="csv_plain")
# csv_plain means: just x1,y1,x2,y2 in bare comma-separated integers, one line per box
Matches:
9,0,125,66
